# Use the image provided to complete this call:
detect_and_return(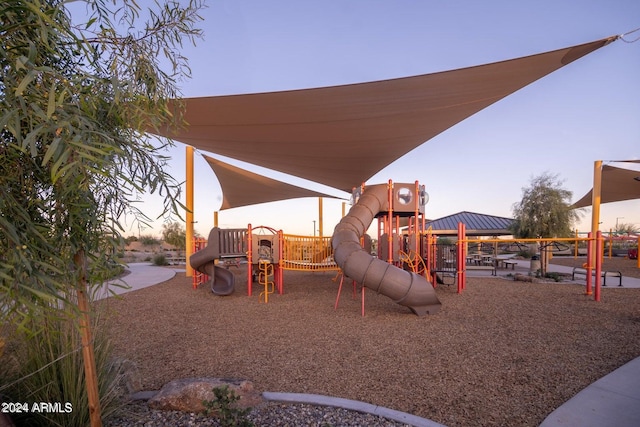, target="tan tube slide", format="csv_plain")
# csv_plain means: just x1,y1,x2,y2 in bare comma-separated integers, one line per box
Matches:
332,184,441,315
